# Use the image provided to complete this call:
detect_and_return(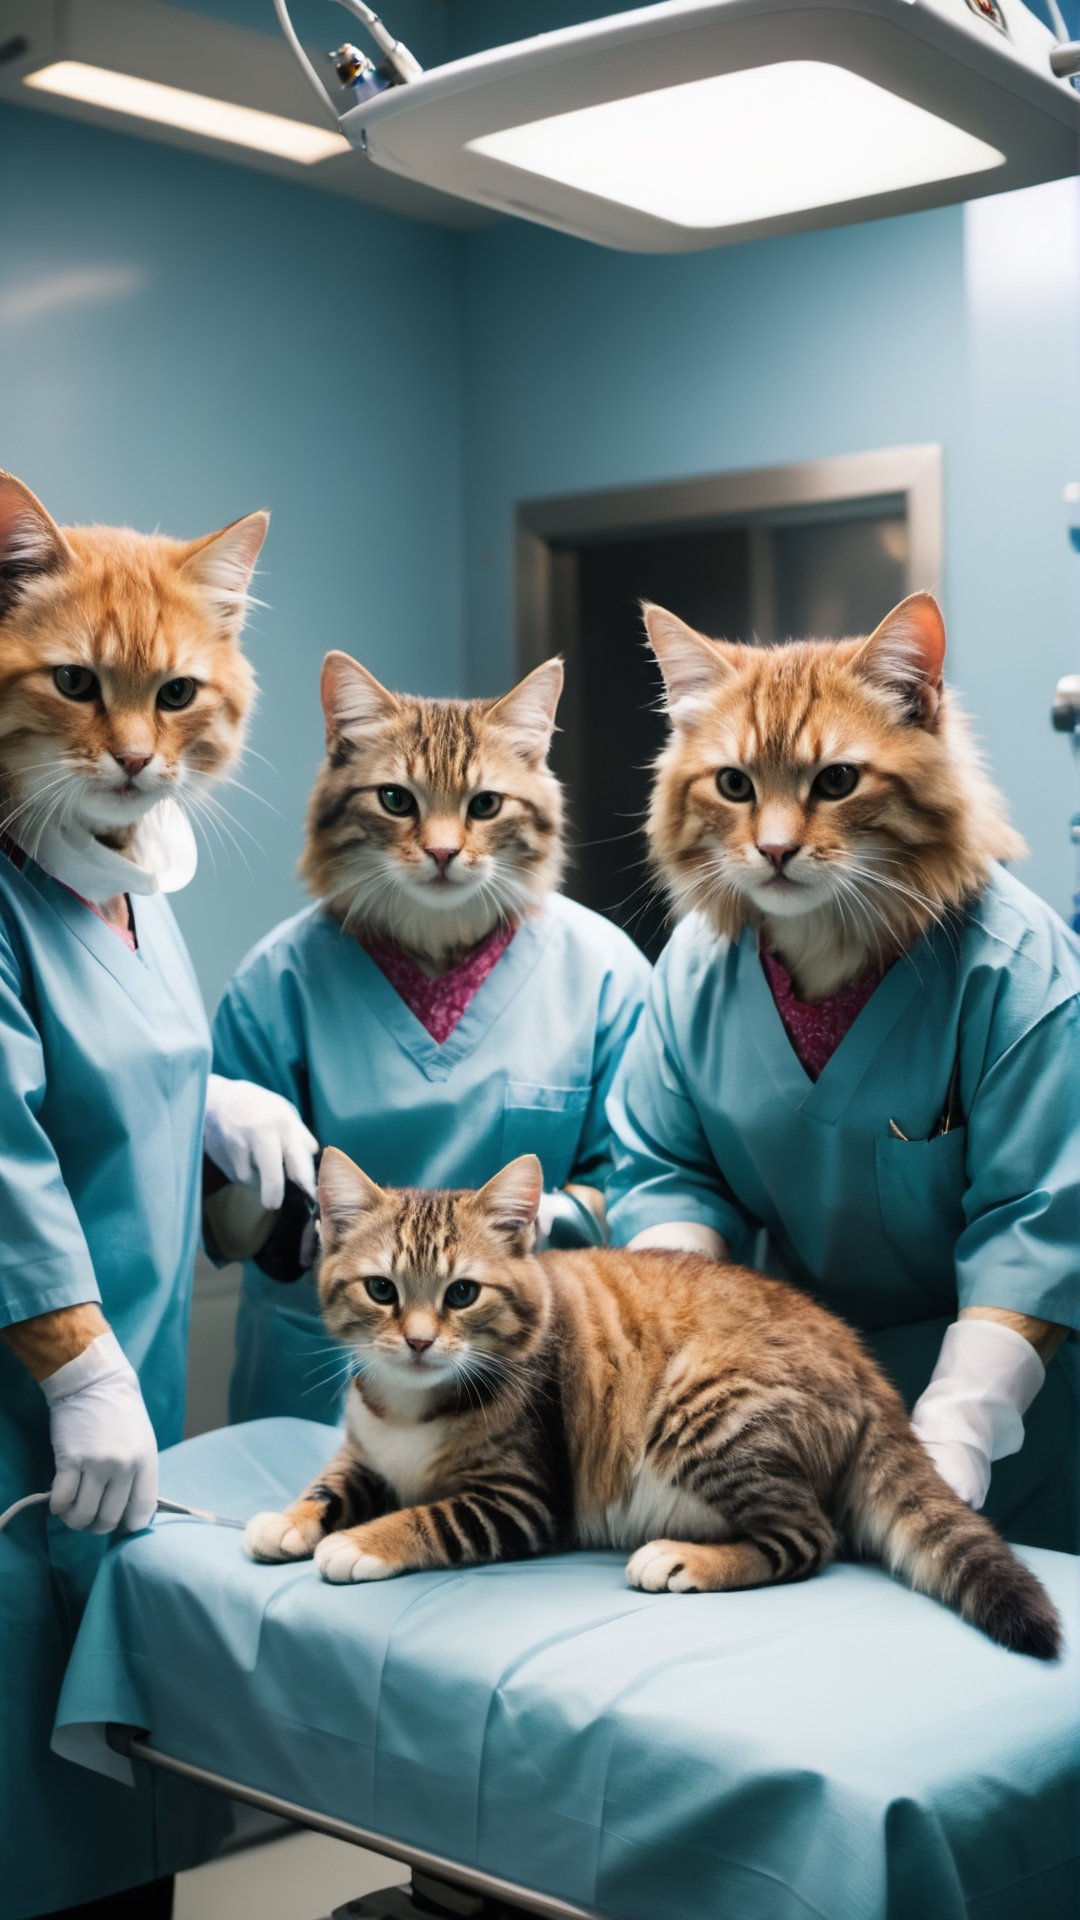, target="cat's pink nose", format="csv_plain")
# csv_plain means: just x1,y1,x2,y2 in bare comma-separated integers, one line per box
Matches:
758,842,800,871
425,847,459,870
113,752,152,777
406,1334,434,1354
